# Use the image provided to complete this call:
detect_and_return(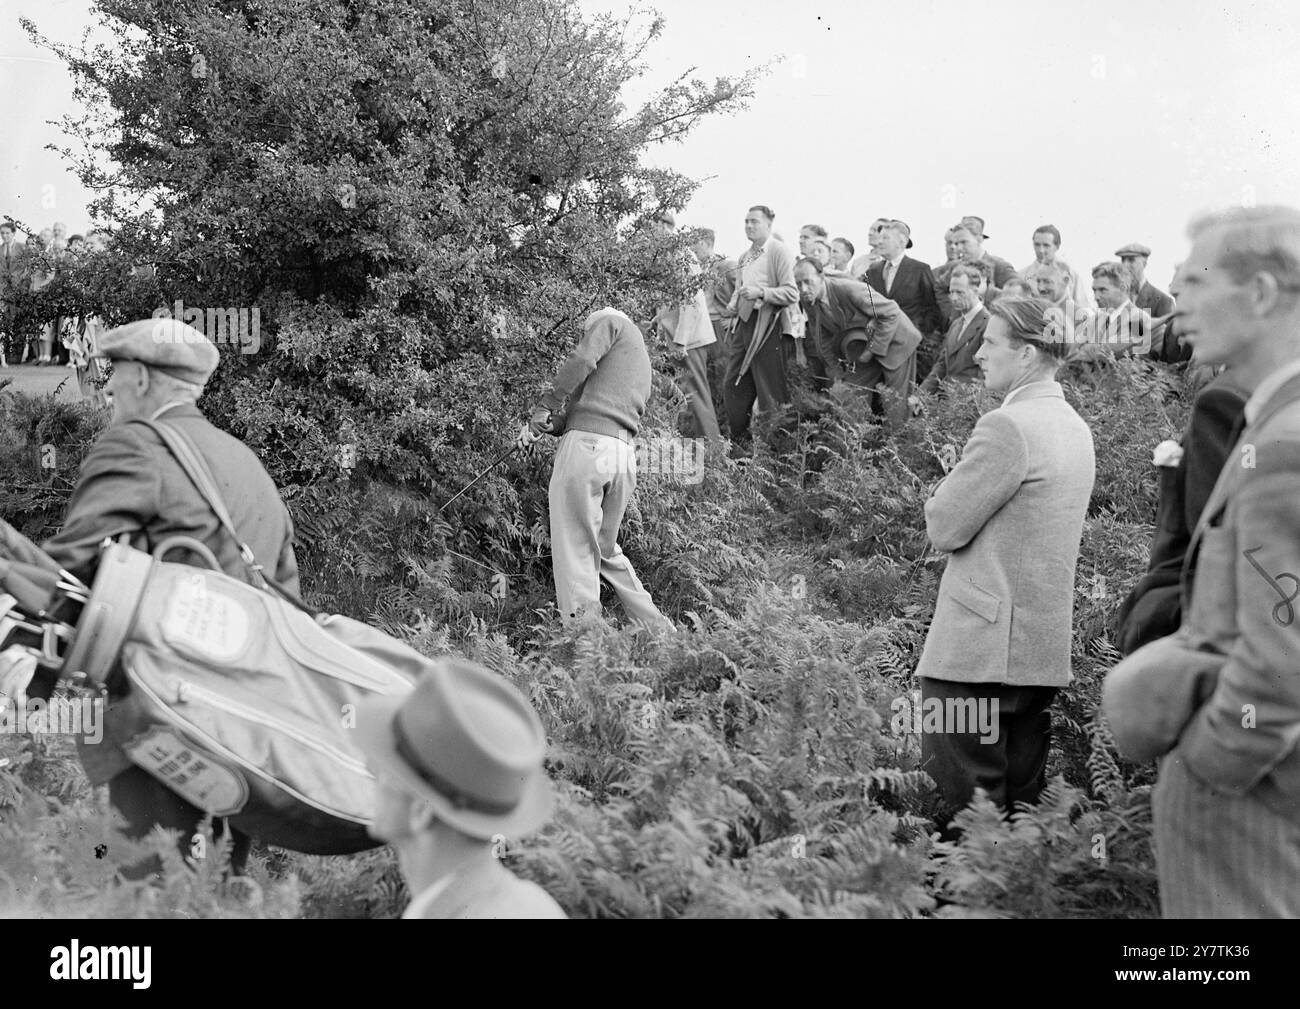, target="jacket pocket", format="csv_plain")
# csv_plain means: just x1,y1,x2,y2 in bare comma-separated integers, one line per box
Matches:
949,578,1001,624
